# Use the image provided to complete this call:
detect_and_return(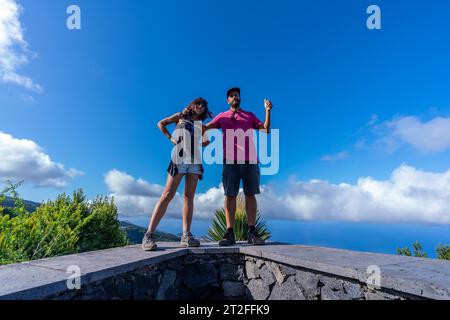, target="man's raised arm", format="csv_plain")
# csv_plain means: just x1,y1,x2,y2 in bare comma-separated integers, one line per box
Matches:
258,99,273,133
